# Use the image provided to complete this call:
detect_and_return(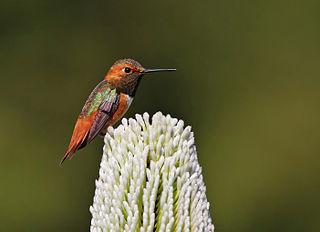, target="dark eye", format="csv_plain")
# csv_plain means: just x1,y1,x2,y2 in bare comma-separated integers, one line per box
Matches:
124,67,131,73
